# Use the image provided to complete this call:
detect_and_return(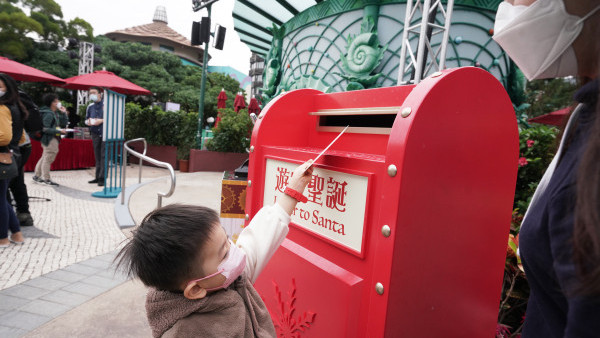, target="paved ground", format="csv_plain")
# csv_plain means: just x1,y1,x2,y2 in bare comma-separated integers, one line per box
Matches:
0,165,224,337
